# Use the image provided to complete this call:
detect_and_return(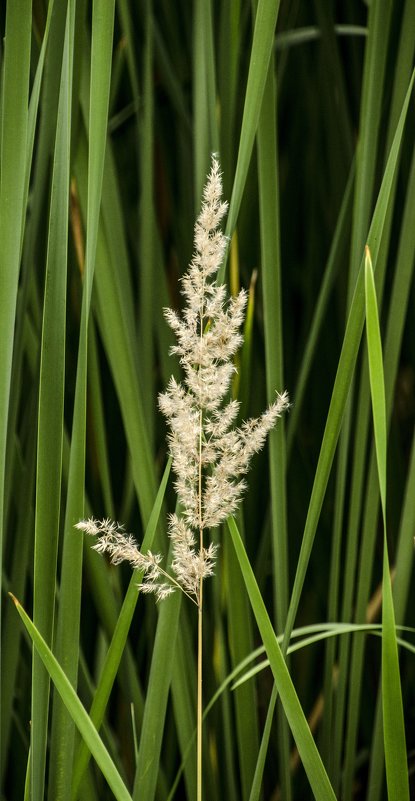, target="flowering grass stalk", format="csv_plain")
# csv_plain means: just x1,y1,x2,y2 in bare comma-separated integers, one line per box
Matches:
77,156,289,799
